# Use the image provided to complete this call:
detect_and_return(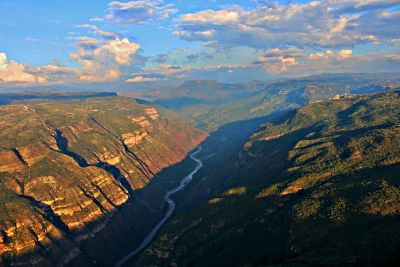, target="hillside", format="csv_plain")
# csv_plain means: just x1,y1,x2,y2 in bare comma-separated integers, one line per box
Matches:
0,97,206,266
137,90,400,266
128,73,400,130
